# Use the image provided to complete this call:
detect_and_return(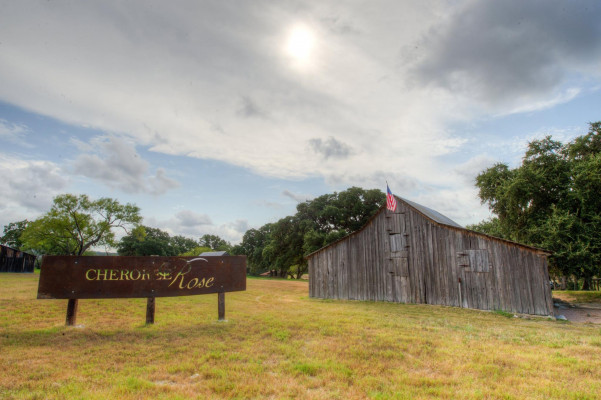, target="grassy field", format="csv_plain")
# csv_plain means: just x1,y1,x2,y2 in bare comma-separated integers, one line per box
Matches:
1,273,601,399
